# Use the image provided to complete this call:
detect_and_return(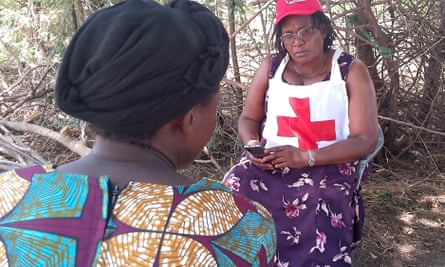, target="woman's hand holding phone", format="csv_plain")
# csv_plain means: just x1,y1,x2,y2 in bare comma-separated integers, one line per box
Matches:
244,144,274,170
243,144,266,158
